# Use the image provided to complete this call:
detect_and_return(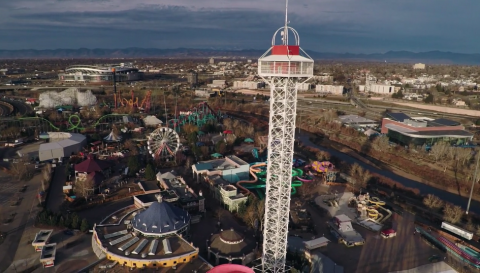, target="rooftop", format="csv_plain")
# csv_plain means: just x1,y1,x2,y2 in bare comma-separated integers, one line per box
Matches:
385,123,473,138
338,115,378,125
131,197,190,236
158,171,200,203
40,243,56,262
139,180,160,192
194,155,248,172
32,230,53,246
209,229,256,257
96,225,196,260
75,154,112,173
